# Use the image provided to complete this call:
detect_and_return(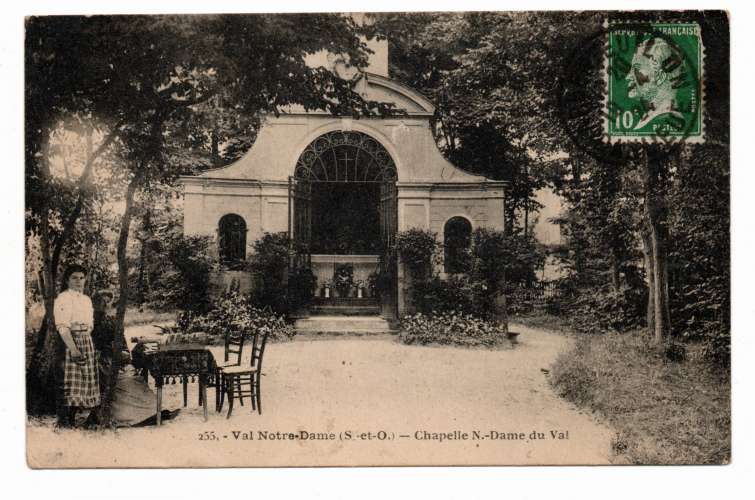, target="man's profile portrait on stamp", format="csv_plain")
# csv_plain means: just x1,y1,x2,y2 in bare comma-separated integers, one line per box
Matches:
626,37,686,131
